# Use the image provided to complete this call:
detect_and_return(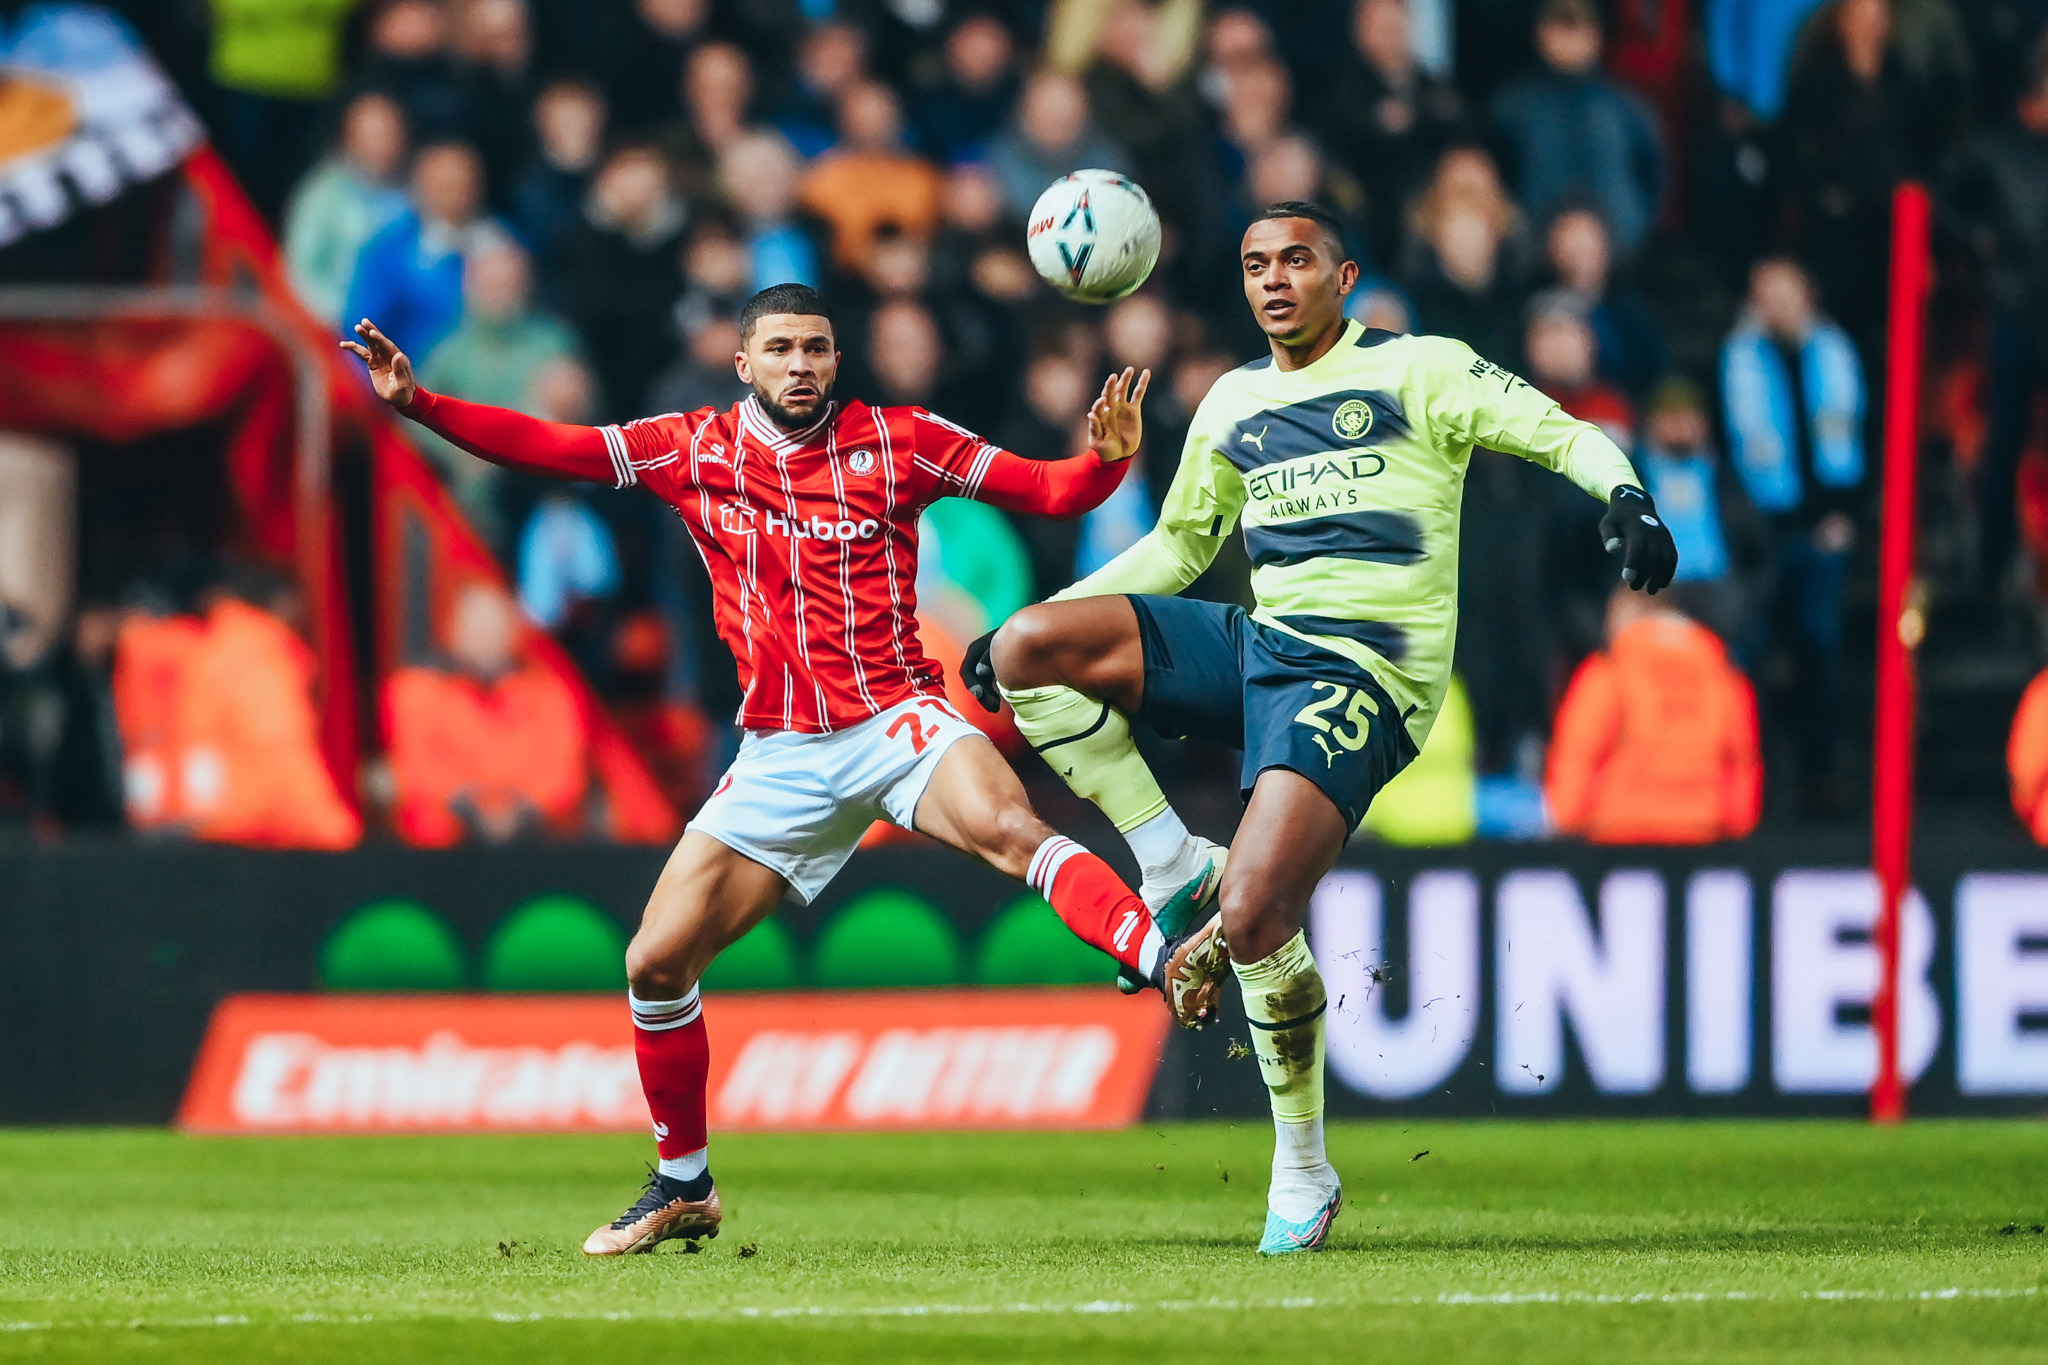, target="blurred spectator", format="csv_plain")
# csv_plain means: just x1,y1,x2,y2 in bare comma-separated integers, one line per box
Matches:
1547,588,1762,843
663,41,755,189
284,92,409,325
1959,0,2048,114
798,81,945,272
1523,290,1636,446
1402,148,1528,362
550,145,687,420
1779,0,1958,357
385,580,586,846
417,242,581,545
1721,256,1865,813
1244,137,1369,255
1000,350,1098,595
1076,435,1155,577
344,140,505,361
1491,0,1664,253
1459,0,1545,103
1944,42,2048,590
606,0,714,132
1608,0,1696,168
1046,0,1200,73
605,610,718,815
1318,0,1468,266
990,69,1129,220
354,0,464,142
1082,0,1217,254
915,13,1022,163
1542,206,1668,398
1214,56,1292,170
206,0,360,218
0,434,75,833
1349,282,1416,331
520,489,622,636
509,80,607,260
777,22,872,158
866,298,951,410
450,0,537,201
1634,377,1752,636
2009,661,2048,841
114,573,360,850
718,131,823,291
648,311,748,416
670,218,754,346
649,216,752,405
1707,0,1831,118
